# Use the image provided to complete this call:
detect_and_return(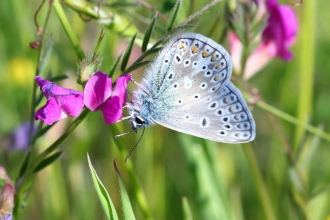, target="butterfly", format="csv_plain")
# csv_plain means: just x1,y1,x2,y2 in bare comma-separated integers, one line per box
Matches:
126,33,255,143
